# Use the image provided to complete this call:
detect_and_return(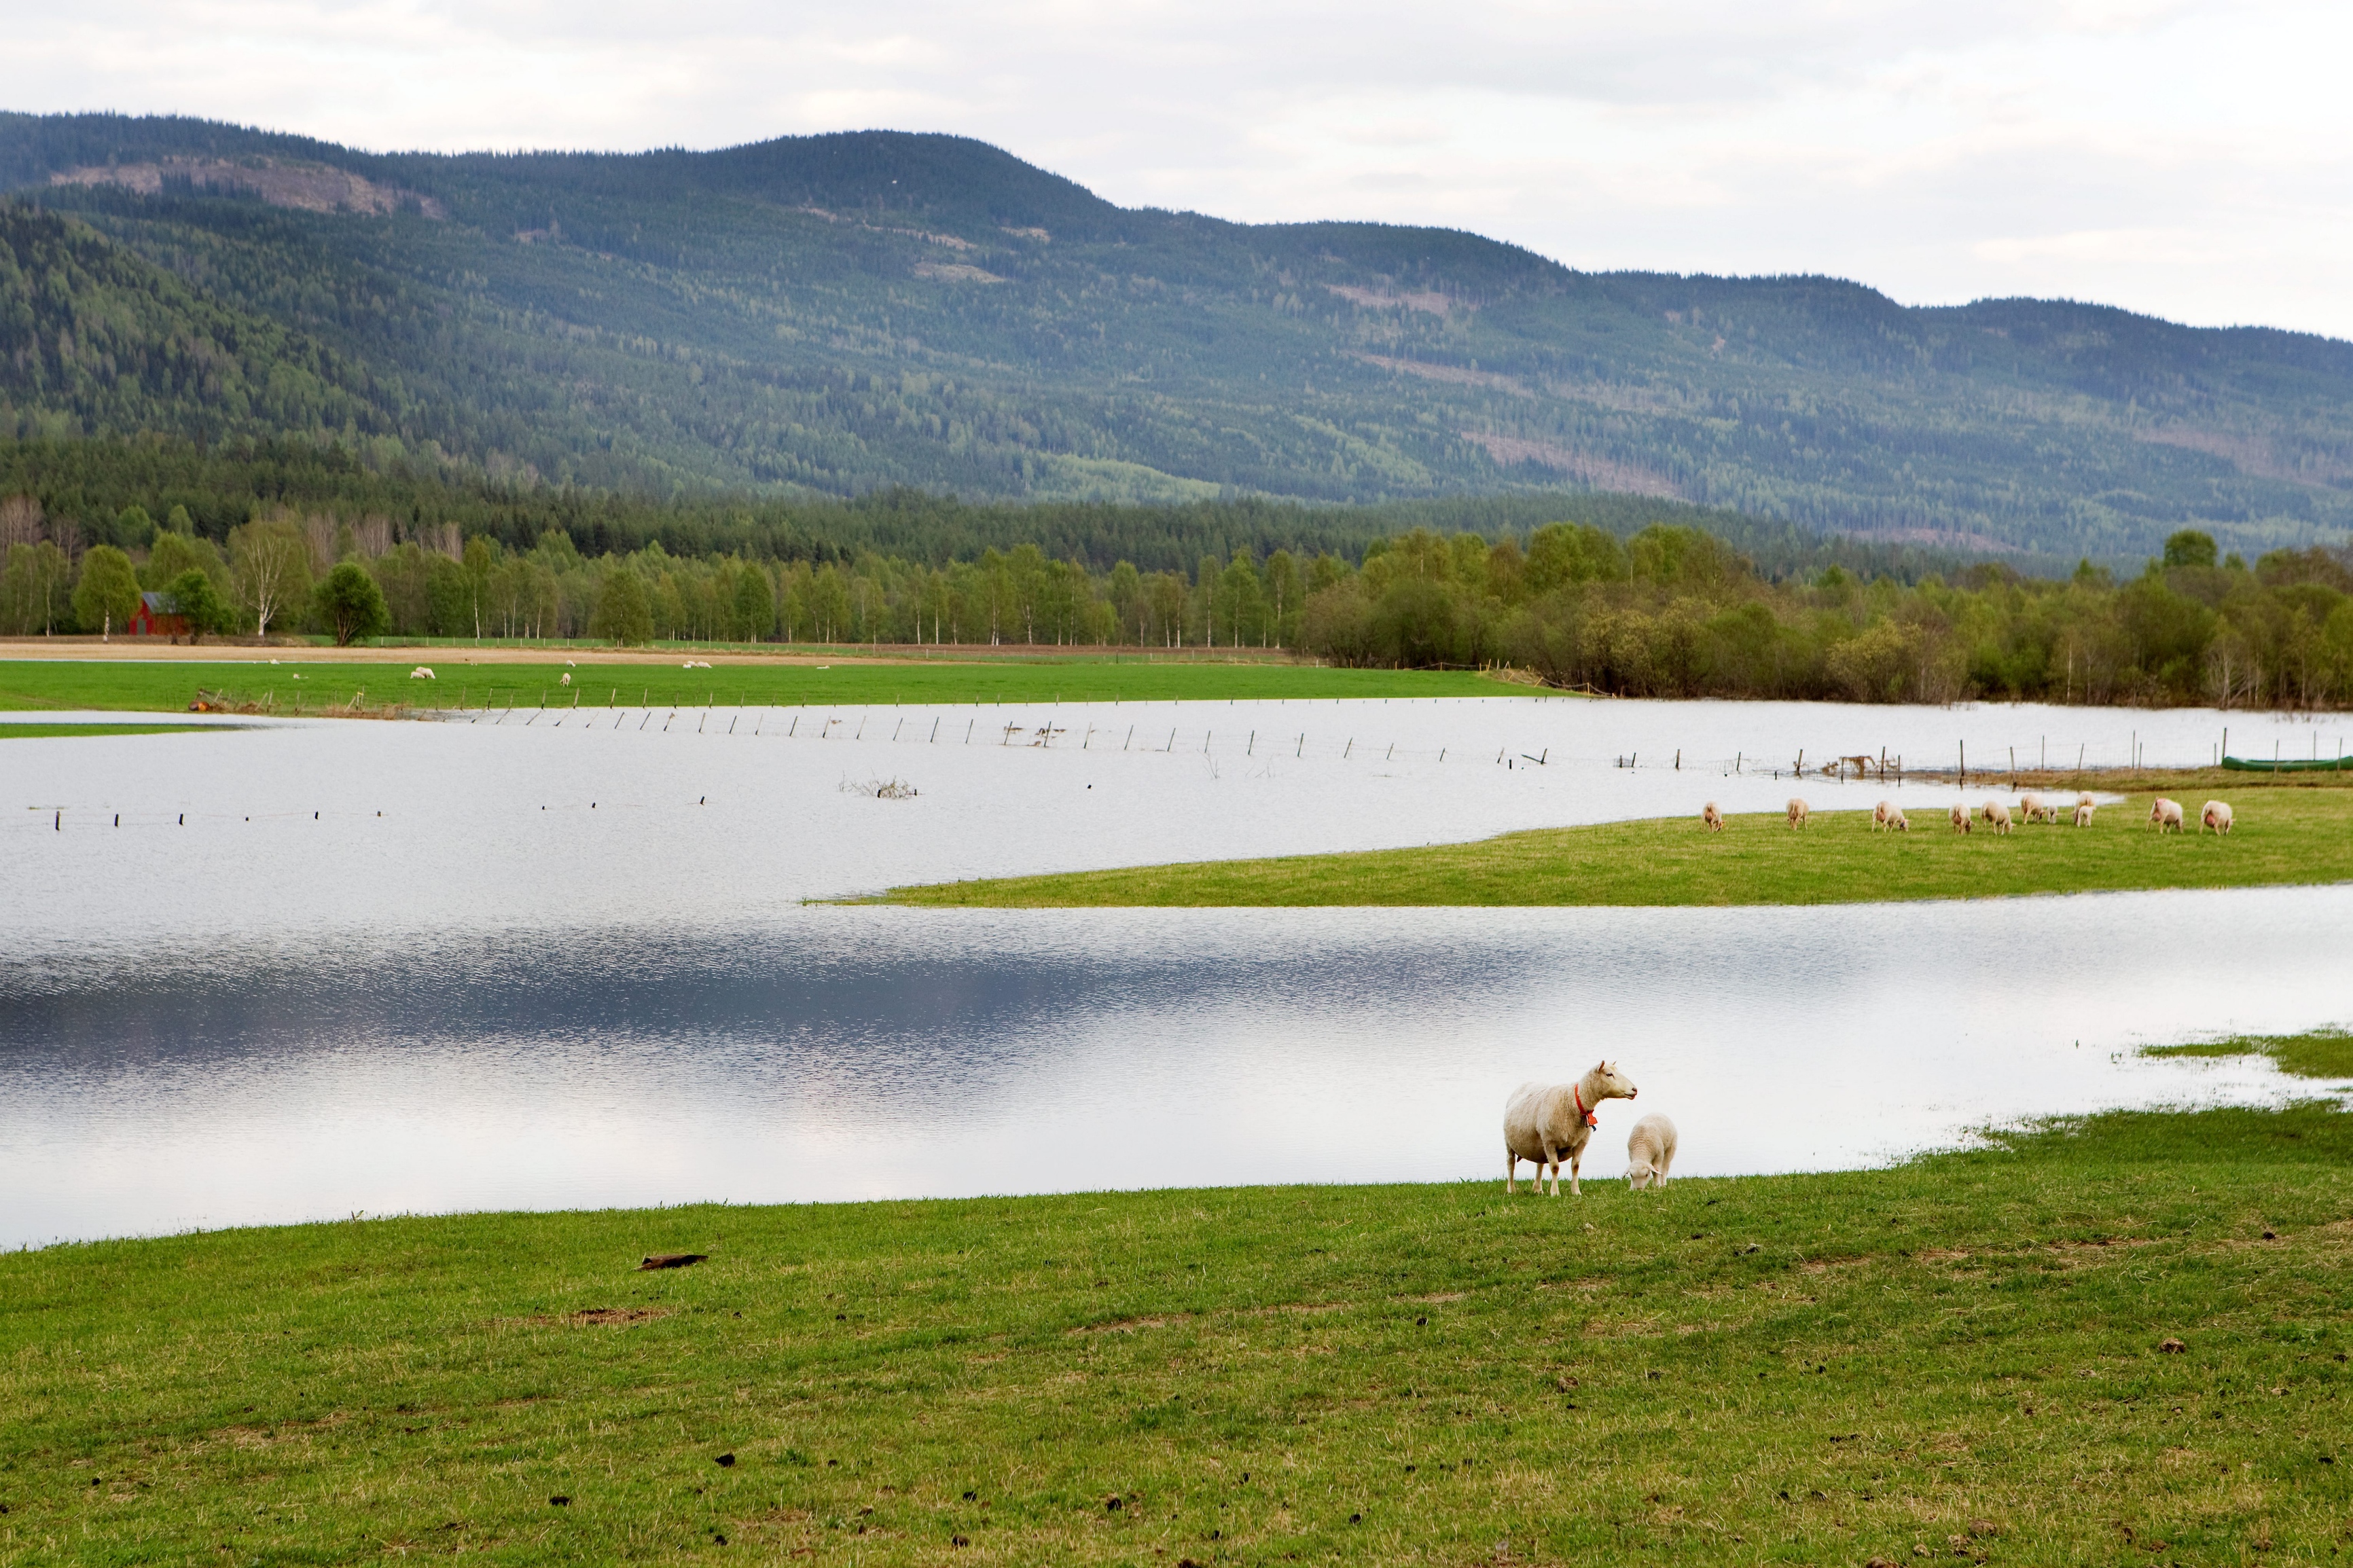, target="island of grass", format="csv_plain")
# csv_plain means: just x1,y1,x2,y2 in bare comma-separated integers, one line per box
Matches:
872,778,2353,907
5,1036,2350,1565
0,655,1539,716
0,721,226,740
